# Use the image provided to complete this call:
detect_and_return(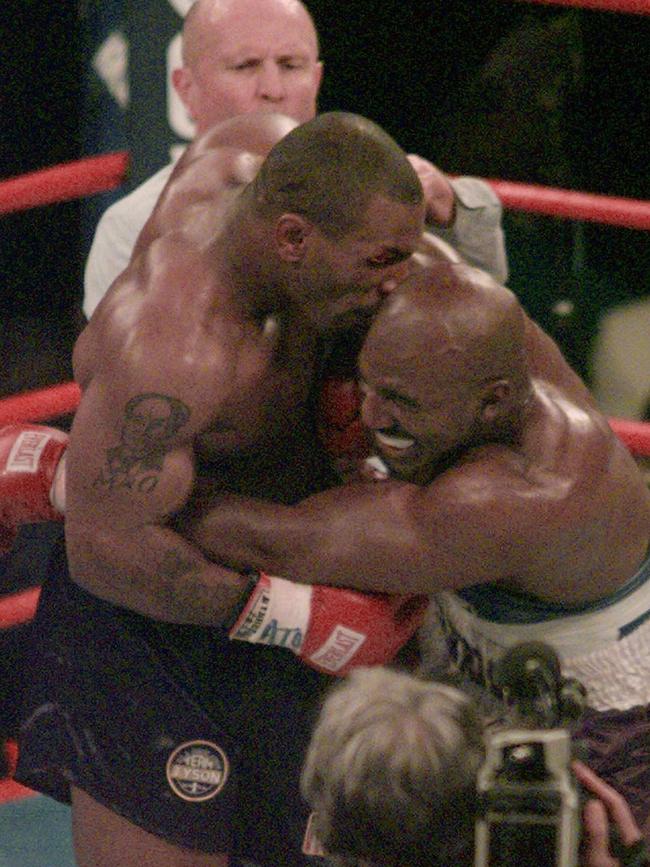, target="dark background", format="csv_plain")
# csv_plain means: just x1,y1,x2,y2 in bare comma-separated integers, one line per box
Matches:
1,0,649,399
